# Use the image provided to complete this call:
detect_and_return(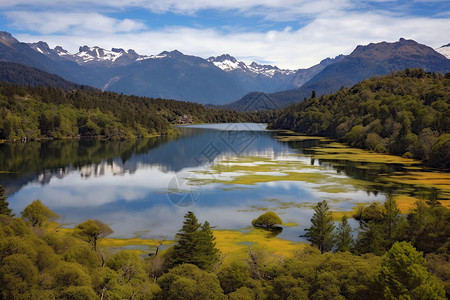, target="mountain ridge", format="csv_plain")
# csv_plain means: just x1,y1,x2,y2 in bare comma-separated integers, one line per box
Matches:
0,31,346,104
225,38,450,111
1,32,448,108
